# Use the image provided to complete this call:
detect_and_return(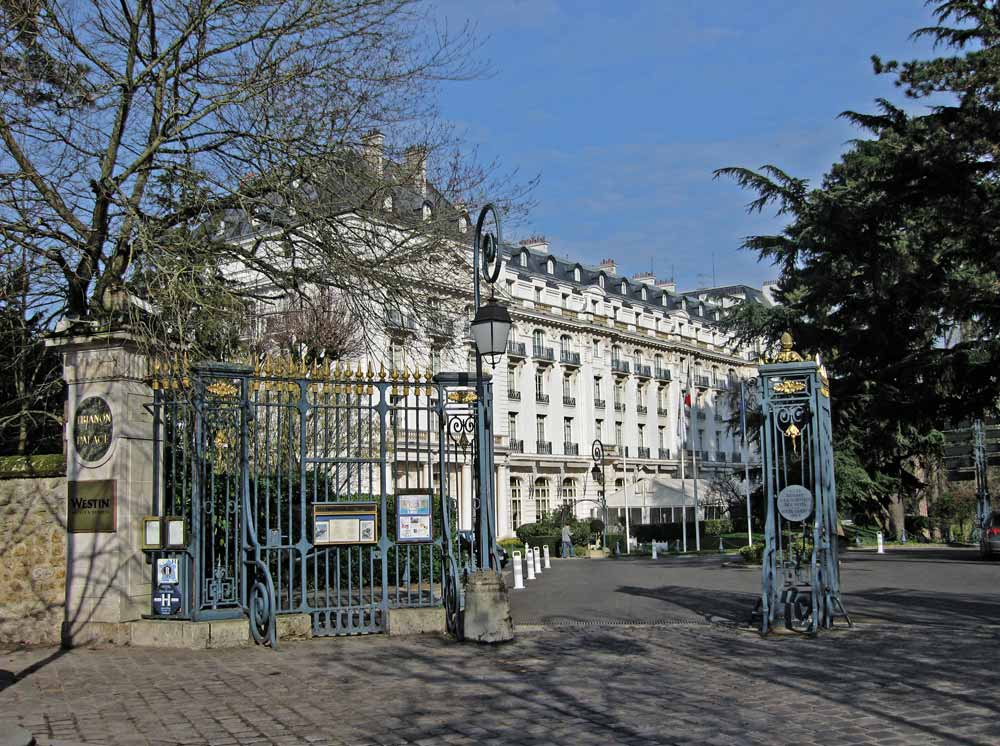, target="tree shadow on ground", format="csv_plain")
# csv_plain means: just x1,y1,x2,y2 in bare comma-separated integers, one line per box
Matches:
615,584,758,624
